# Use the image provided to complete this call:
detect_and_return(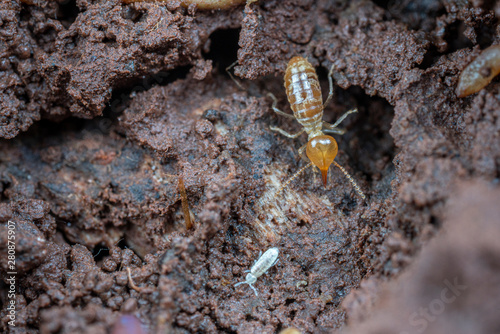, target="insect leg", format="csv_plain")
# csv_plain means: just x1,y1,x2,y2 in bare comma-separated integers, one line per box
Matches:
249,284,259,296
270,126,305,138
323,108,358,133
268,93,295,119
323,64,336,109
323,127,346,135
226,60,245,90
298,144,307,158
234,281,247,287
